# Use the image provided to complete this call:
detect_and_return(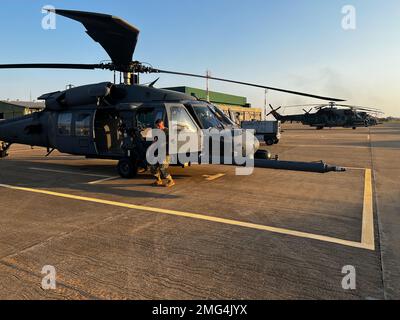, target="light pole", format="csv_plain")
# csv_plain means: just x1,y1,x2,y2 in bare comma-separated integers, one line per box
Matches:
264,89,268,120
206,70,211,102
